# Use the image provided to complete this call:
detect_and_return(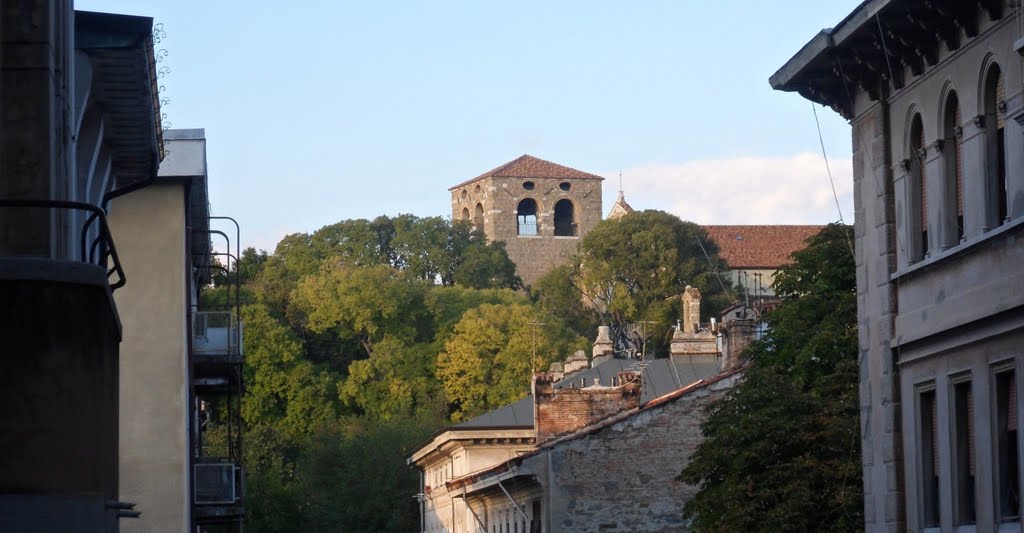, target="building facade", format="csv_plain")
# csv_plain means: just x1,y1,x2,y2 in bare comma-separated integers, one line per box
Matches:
410,291,731,533
111,129,246,532
773,1,1024,530
0,4,163,531
449,155,604,286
